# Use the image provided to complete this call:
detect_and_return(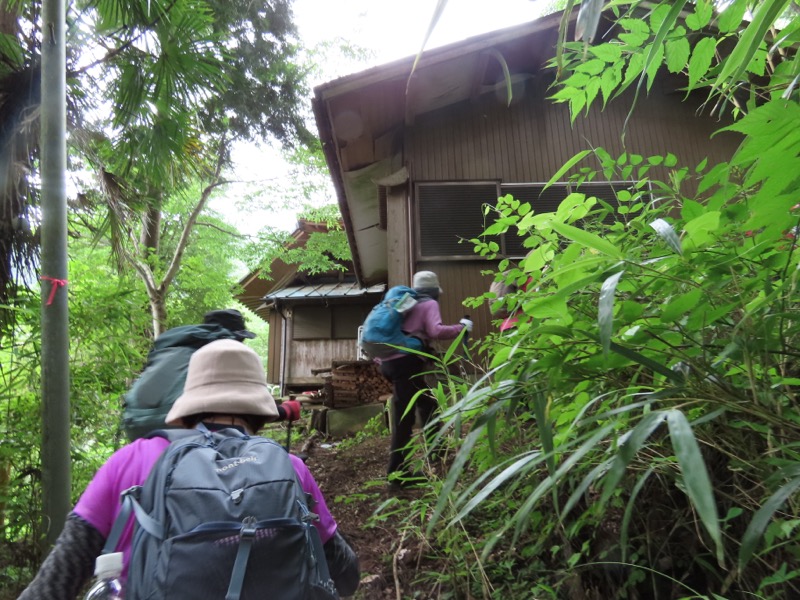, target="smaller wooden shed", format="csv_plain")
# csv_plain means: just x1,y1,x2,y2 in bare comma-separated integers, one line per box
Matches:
235,220,385,393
